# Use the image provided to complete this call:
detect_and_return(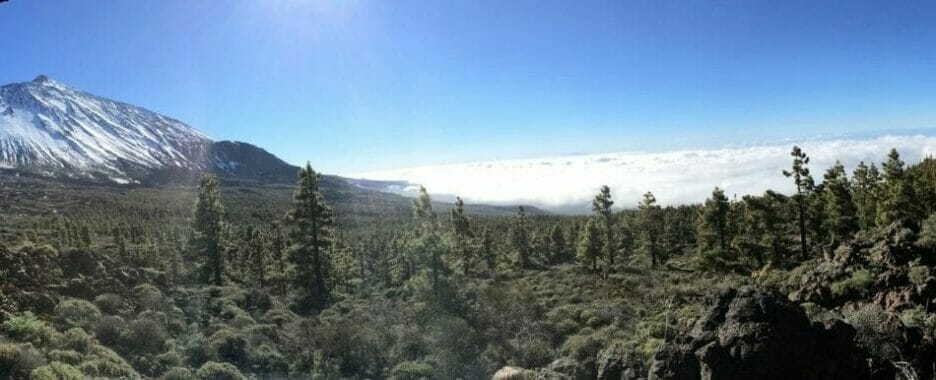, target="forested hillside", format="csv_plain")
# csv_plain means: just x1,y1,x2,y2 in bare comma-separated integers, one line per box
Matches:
2,147,936,379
